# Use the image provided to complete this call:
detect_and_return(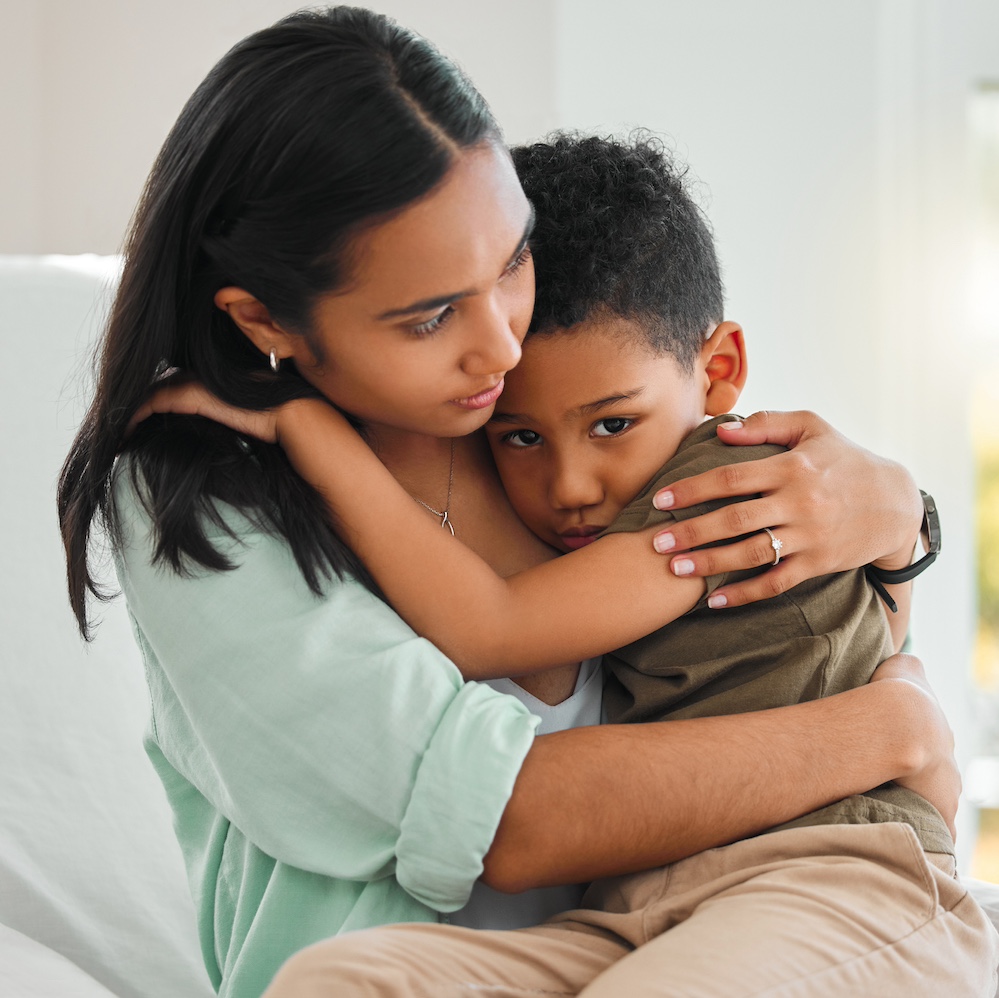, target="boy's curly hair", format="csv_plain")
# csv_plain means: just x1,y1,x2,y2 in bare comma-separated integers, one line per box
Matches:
512,131,723,372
